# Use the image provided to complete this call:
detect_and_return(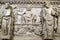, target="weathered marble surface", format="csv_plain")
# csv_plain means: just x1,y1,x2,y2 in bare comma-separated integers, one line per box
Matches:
1,4,60,40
